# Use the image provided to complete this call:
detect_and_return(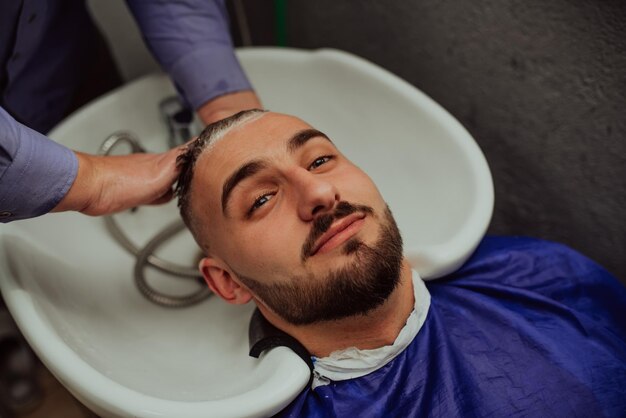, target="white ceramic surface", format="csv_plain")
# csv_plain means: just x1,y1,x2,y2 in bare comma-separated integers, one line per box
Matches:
0,47,493,417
